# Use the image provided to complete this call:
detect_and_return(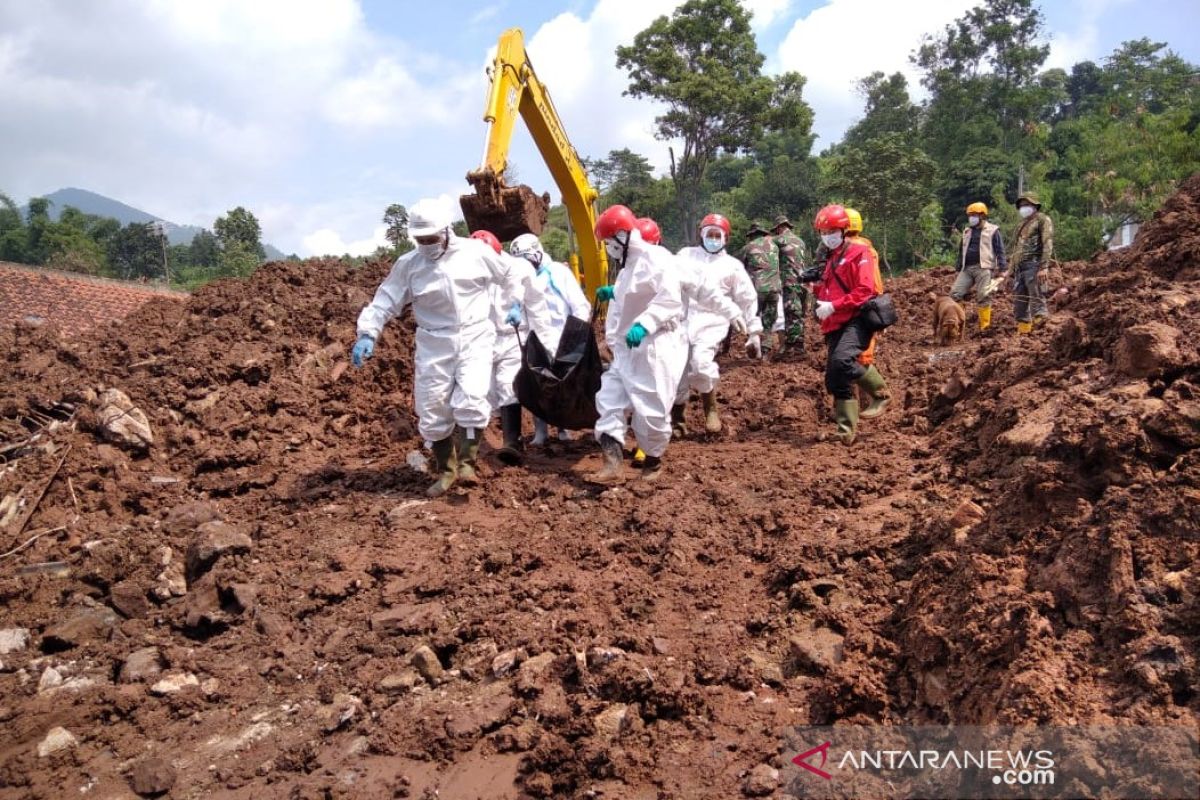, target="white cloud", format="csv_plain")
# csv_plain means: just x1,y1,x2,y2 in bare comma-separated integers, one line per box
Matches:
744,0,791,29
777,0,975,146
302,225,388,257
